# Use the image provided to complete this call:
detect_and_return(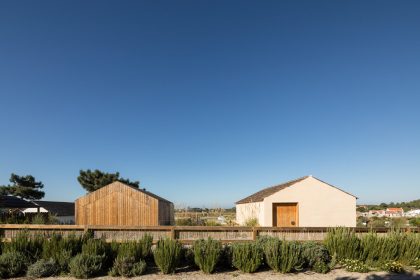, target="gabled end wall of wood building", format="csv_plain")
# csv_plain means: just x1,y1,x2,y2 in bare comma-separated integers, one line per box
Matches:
75,181,174,226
